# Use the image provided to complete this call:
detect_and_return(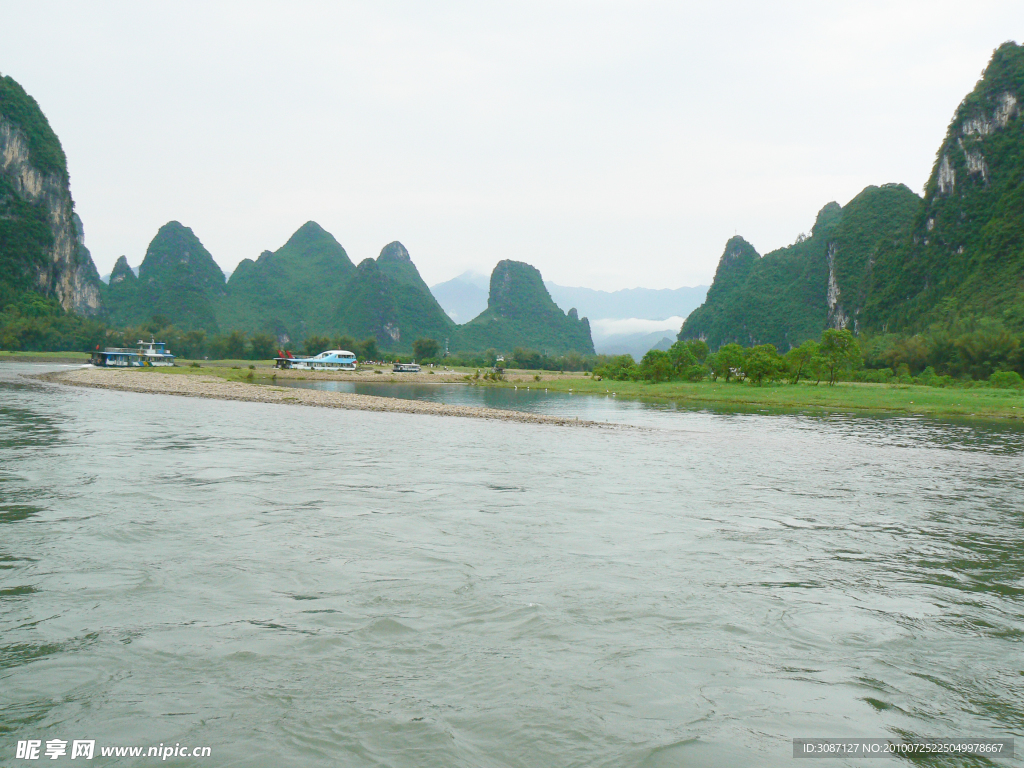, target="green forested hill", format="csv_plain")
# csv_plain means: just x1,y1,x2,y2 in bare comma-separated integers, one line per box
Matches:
456,260,594,355
218,221,355,341
680,184,921,350
863,42,1024,331
366,241,456,346
102,255,142,326
106,222,226,332
330,242,455,350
